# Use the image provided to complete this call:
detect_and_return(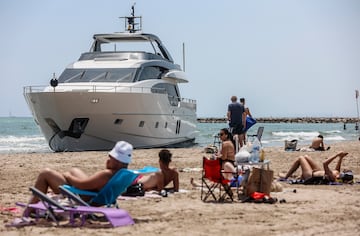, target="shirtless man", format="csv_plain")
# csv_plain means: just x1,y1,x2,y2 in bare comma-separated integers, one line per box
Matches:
310,135,329,151
137,149,179,192
29,141,133,204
